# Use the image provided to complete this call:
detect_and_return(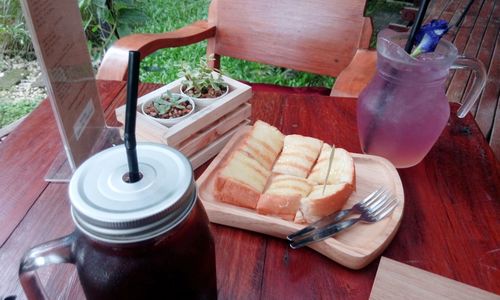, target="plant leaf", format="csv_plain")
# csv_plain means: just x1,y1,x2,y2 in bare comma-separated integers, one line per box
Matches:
117,23,132,37
118,8,148,24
